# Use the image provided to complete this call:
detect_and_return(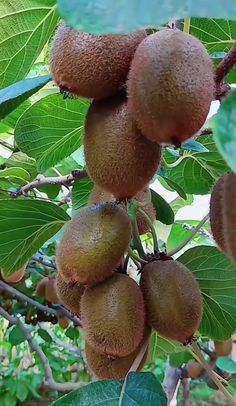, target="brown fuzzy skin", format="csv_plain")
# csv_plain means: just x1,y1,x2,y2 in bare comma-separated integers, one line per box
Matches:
2,264,26,284
88,185,114,206
49,23,146,100
56,203,131,286
210,173,236,263
135,188,156,235
45,279,60,304
36,277,49,297
56,273,85,314
186,360,203,379
85,329,150,379
128,29,214,145
58,317,70,329
140,260,203,343
214,338,233,357
81,273,146,357
84,95,162,199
